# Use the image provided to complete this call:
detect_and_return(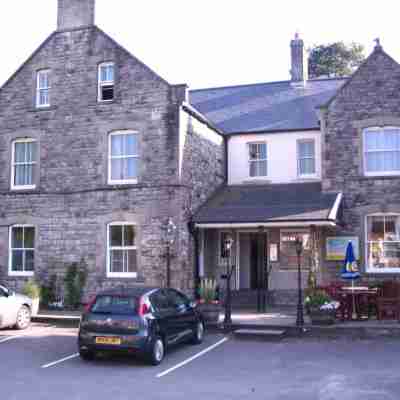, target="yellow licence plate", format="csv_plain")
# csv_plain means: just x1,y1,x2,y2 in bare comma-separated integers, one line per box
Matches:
95,337,121,345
